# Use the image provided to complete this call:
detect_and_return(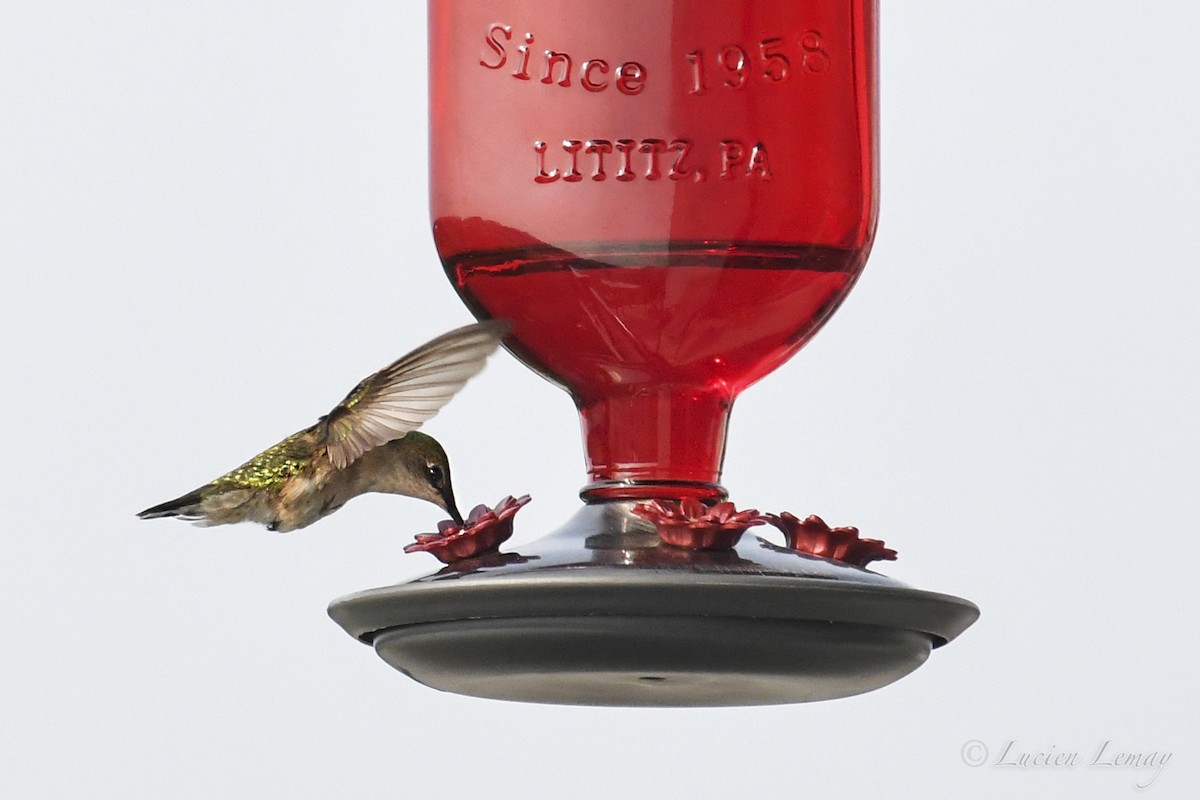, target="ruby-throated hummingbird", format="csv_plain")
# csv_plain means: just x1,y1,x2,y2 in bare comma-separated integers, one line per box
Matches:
137,321,506,532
